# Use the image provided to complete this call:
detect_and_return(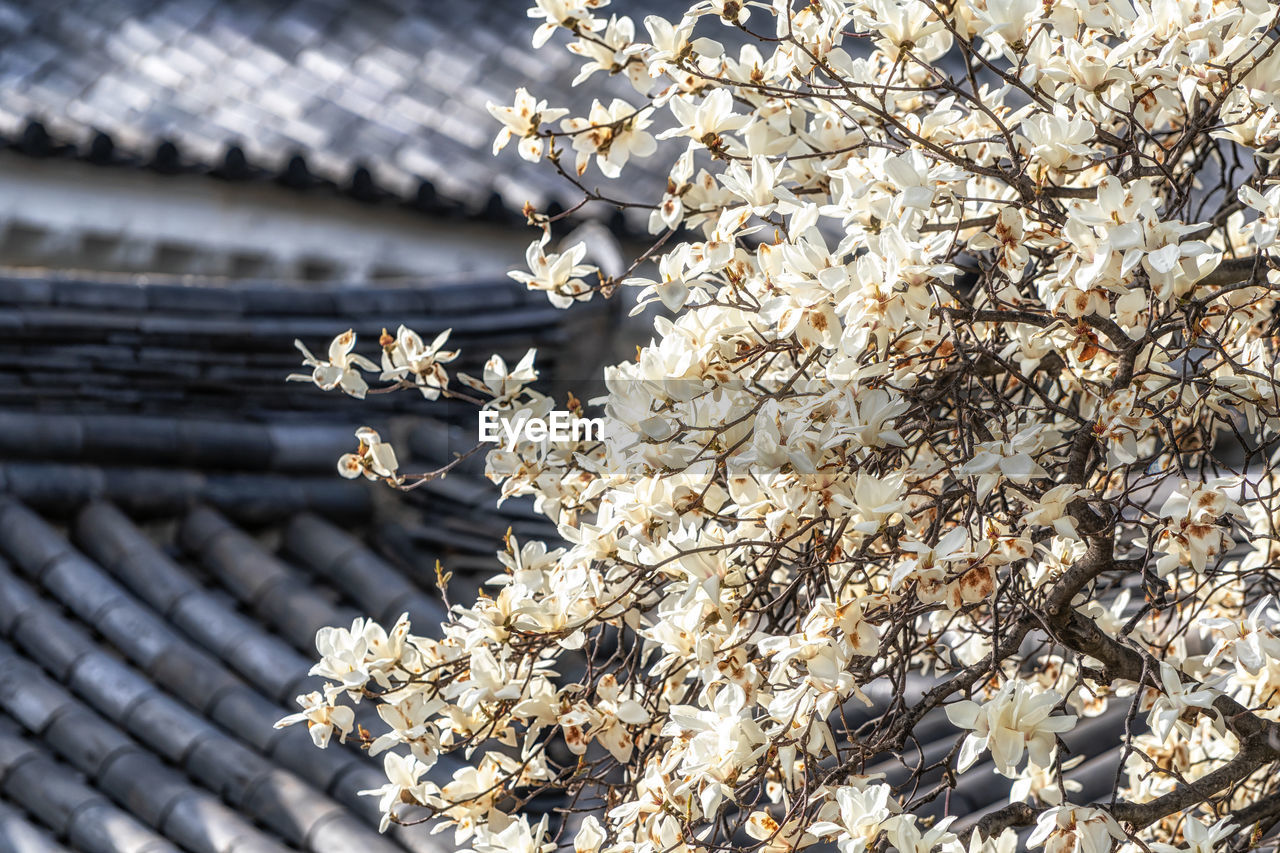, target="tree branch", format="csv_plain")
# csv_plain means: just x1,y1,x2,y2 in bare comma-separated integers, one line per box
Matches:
1110,751,1272,829
1200,255,1270,287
